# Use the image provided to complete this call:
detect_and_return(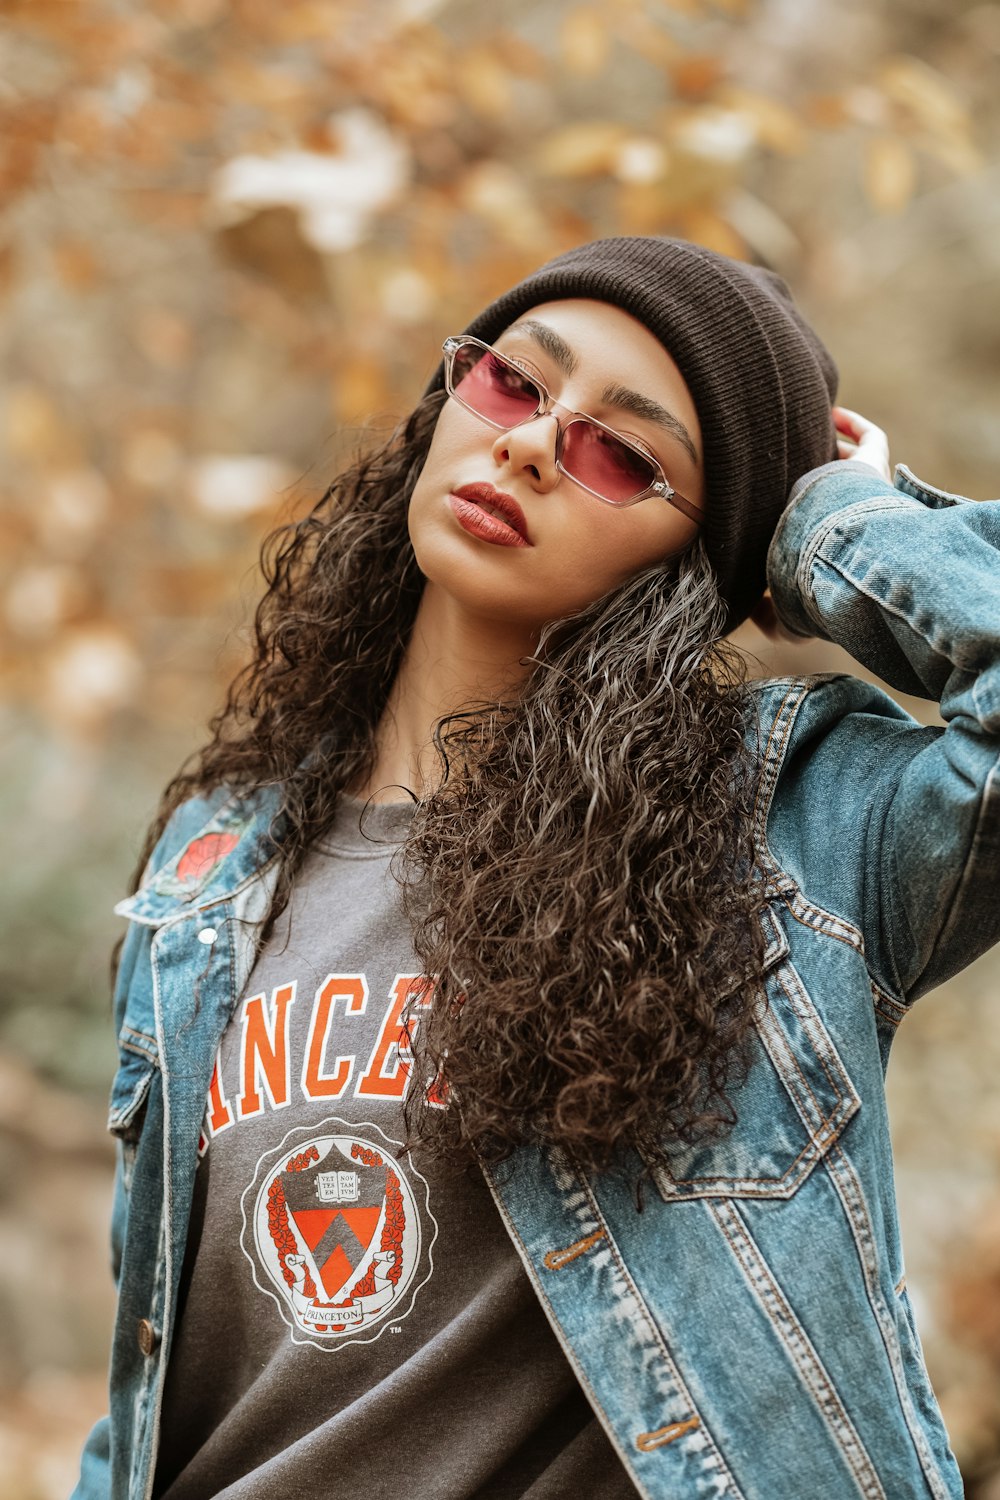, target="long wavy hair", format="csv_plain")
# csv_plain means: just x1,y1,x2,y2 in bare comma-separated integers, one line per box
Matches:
133,386,767,1174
